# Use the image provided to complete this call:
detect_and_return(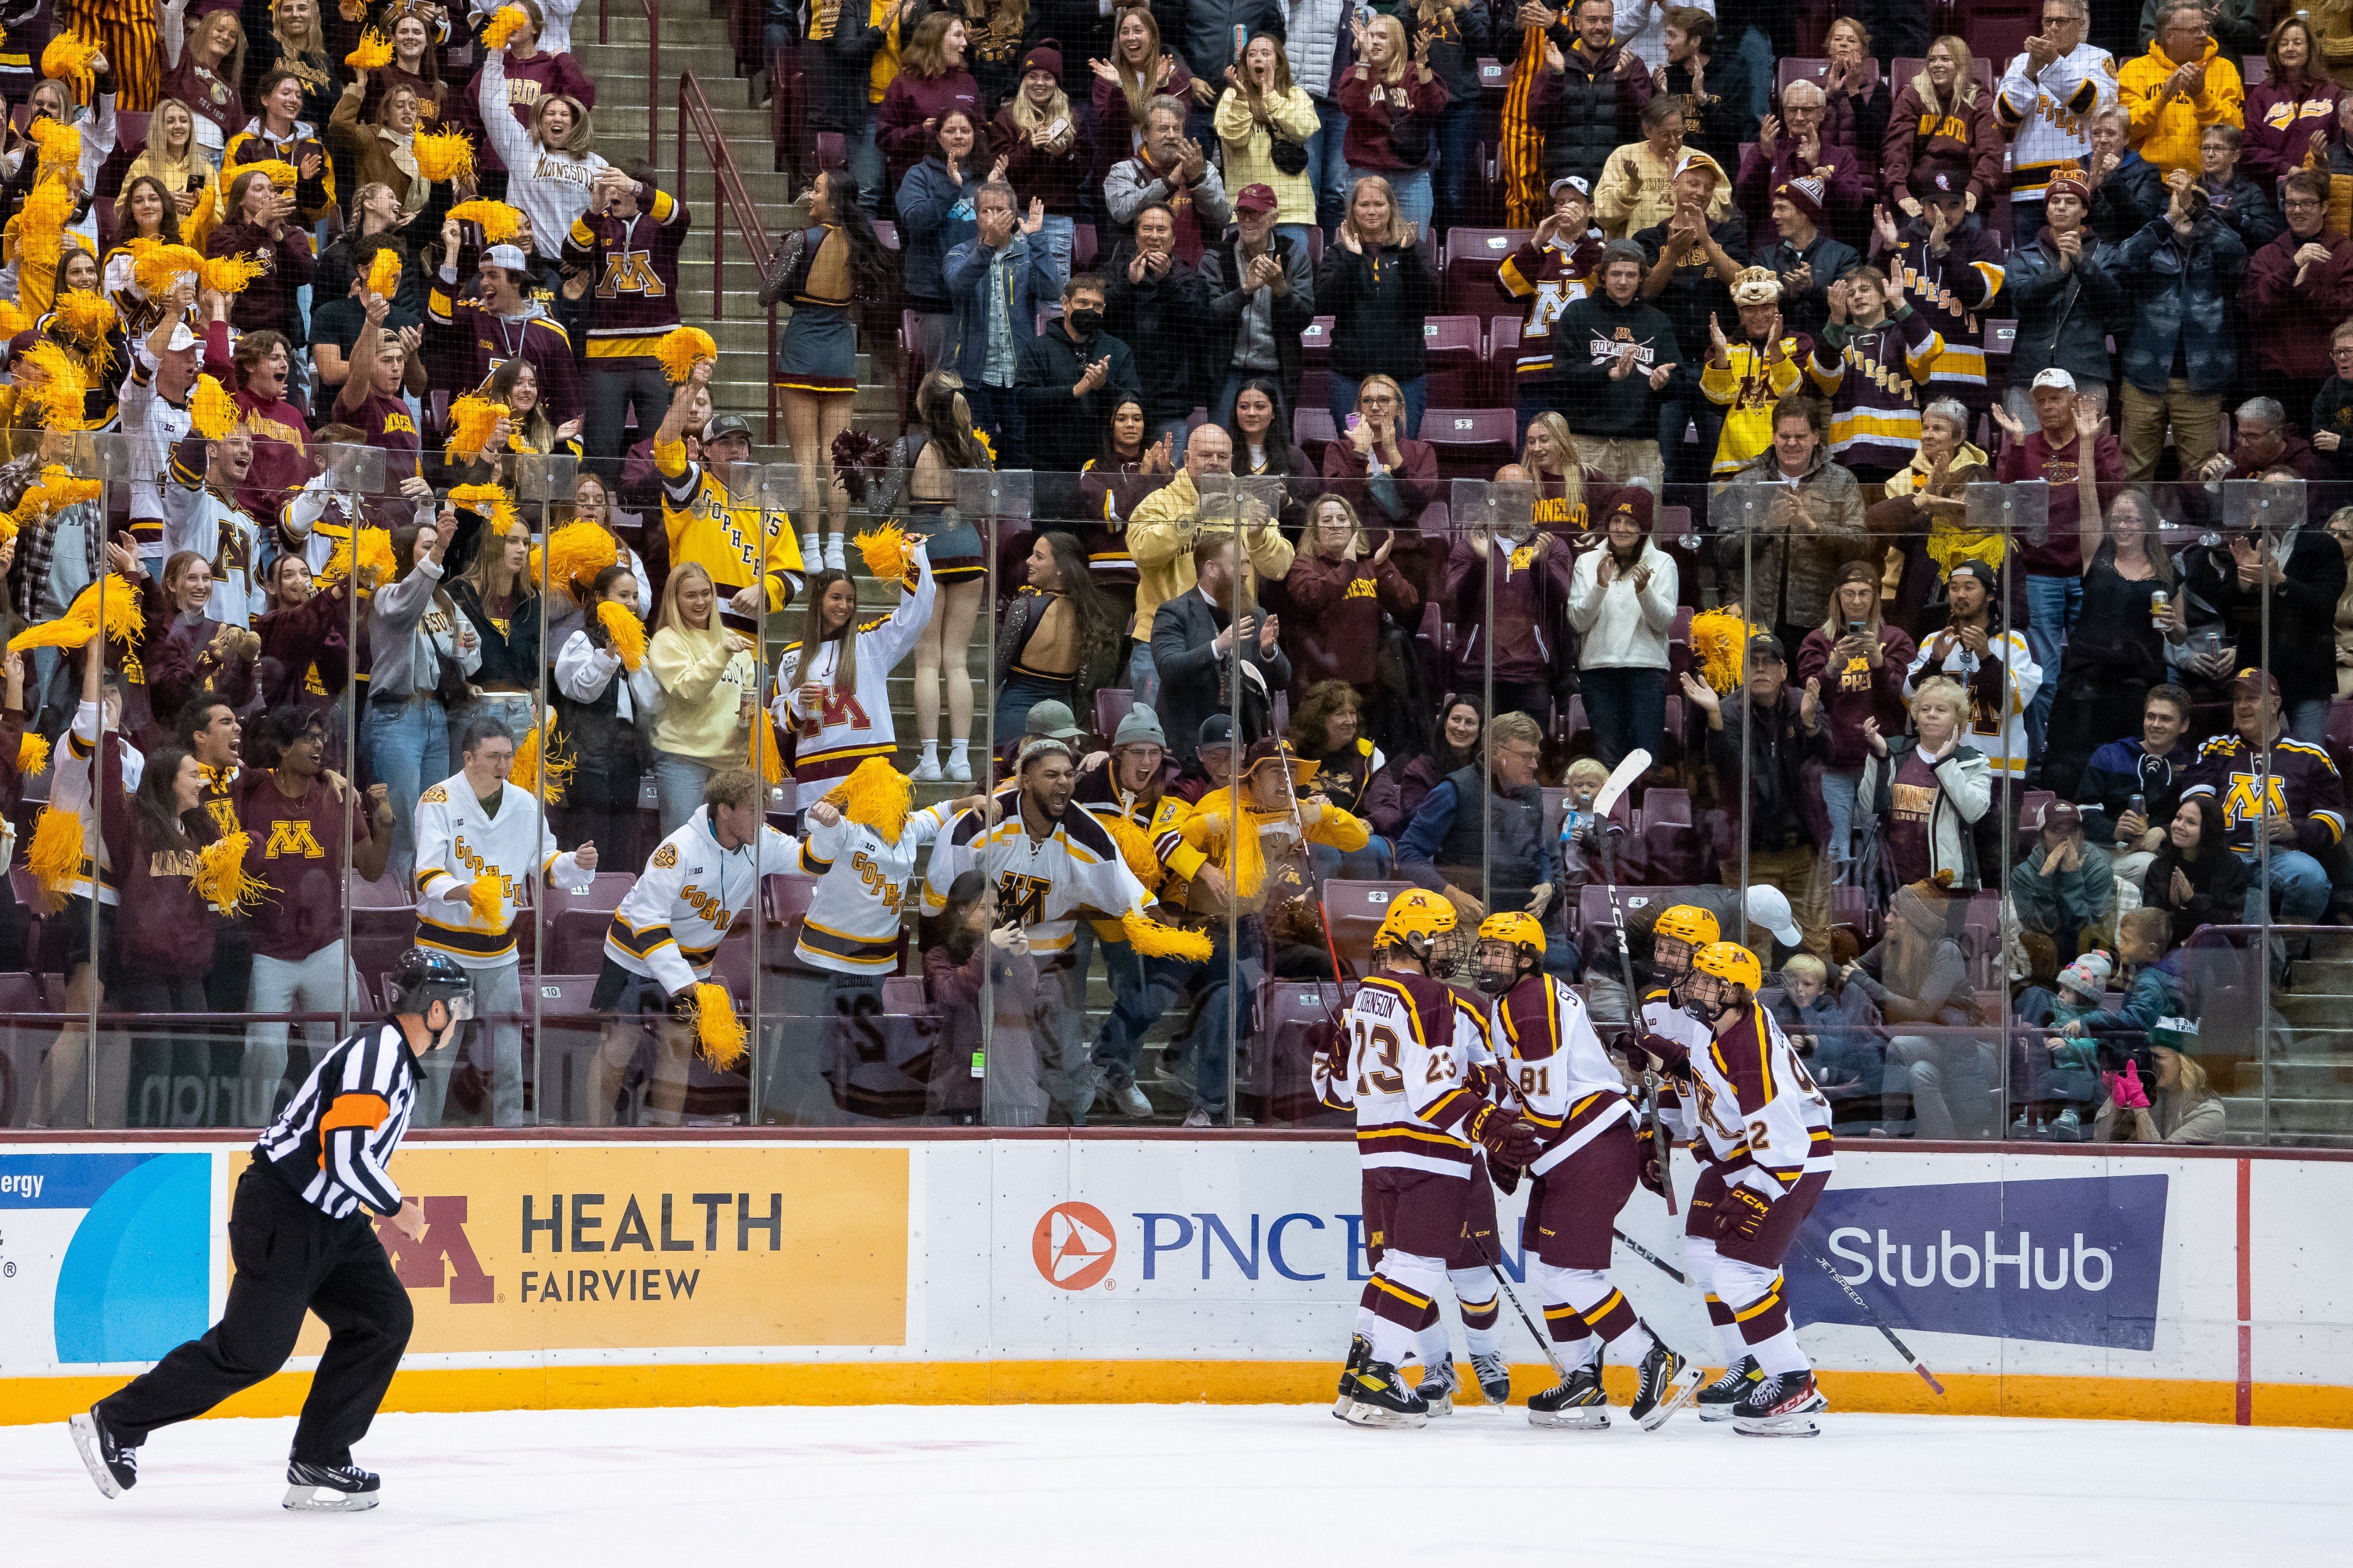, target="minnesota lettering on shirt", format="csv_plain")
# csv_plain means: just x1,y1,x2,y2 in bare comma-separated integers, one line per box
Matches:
1891,778,1938,825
